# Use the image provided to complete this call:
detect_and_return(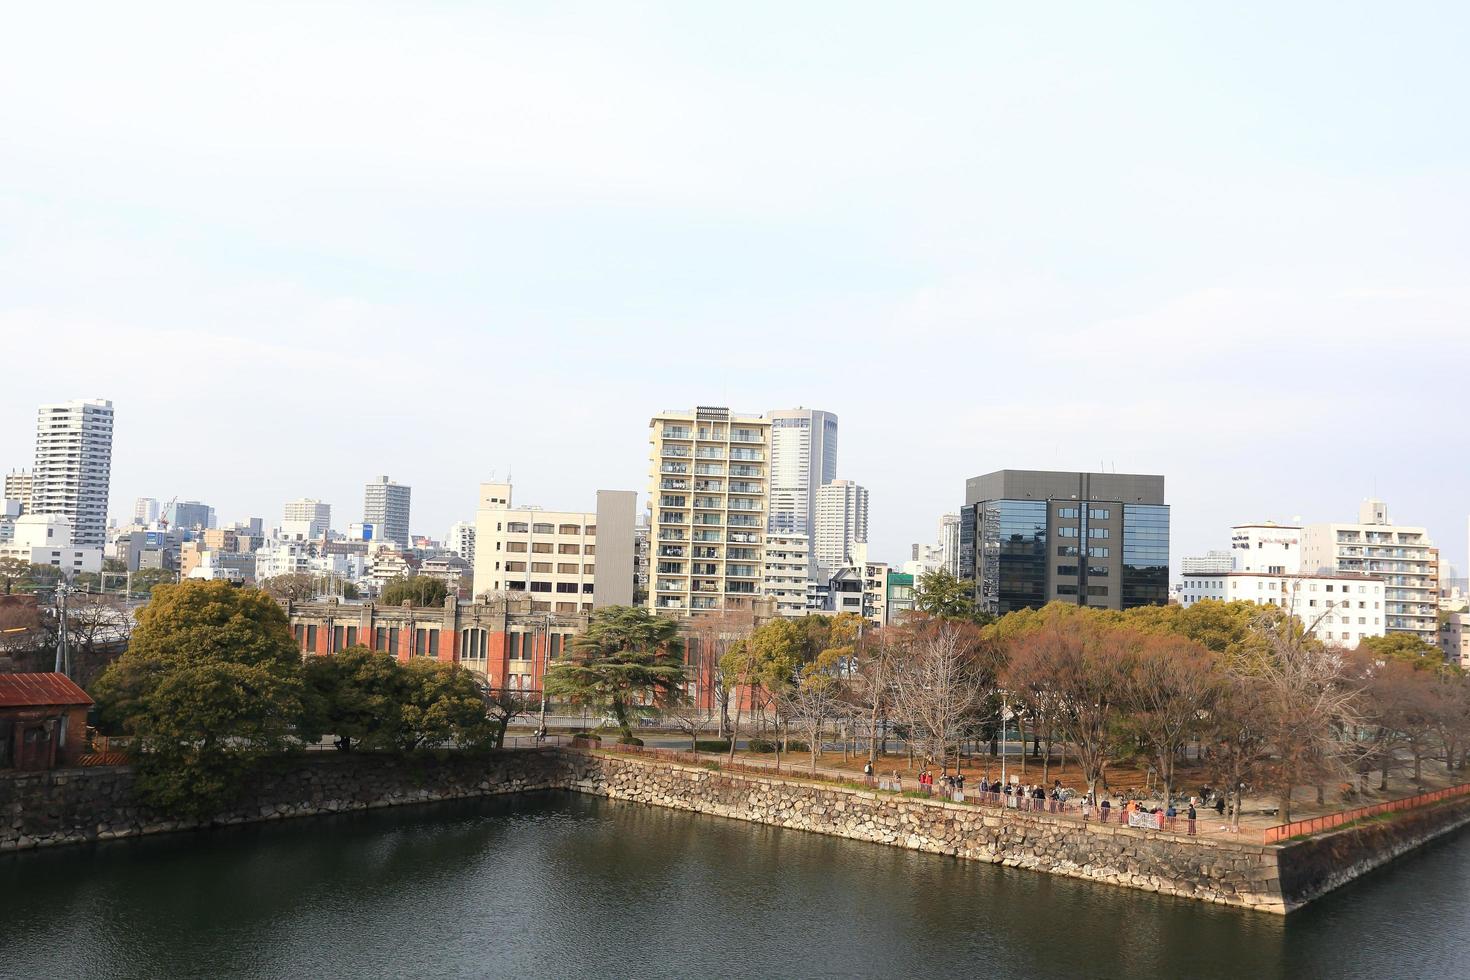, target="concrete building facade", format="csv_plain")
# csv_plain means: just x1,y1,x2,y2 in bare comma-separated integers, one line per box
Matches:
1180,571,1385,648
762,532,815,618
647,407,771,616
30,399,113,549
960,469,1169,616
1301,500,1439,644
283,498,332,539
472,481,635,613
3,470,32,514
